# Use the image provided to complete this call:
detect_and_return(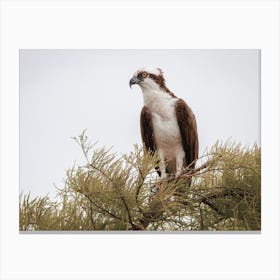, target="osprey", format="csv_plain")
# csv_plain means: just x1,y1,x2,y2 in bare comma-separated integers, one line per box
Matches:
129,67,199,179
